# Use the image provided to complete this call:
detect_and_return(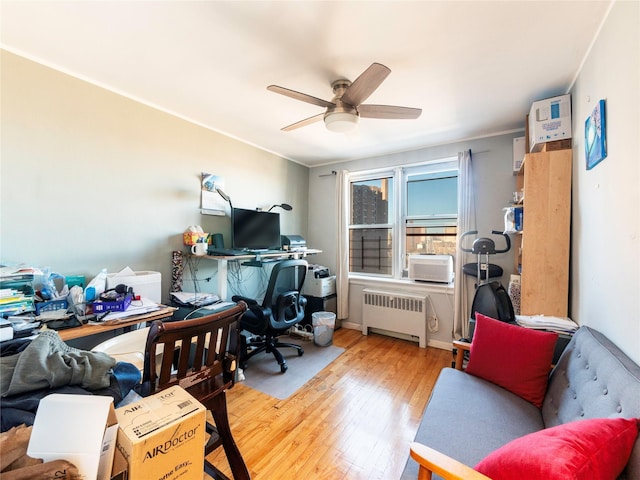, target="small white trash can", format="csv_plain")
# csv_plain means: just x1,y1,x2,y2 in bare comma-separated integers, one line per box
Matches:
312,311,336,347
